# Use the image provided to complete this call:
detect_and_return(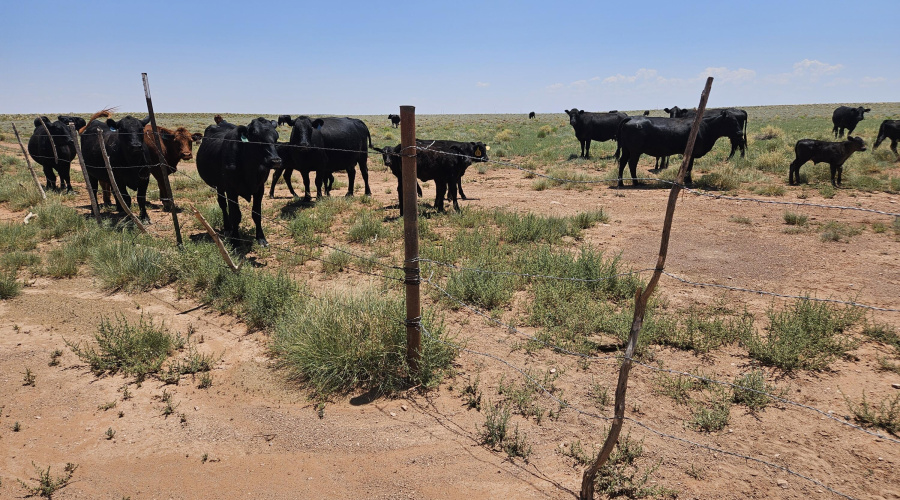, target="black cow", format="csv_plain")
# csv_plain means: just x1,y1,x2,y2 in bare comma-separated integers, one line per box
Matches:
277,115,294,127
57,115,87,131
788,136,866,187
874,120,900,158
269,142,334,198
564,109,629,159
388,114,401,128
27,117,77,192
832,106,871,138
616,111,742,186
80,115,153,222
286,116,372,200
196,117,281,246
528,111,536,119
374,140,488,213
665,106,748,158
